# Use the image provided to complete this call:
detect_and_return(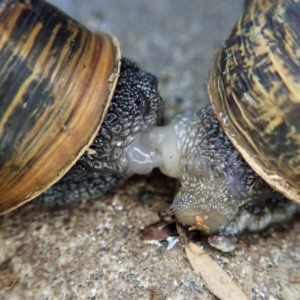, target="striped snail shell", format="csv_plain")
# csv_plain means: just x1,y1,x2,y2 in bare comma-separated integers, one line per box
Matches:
209,0,300,203
0,0,163,213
